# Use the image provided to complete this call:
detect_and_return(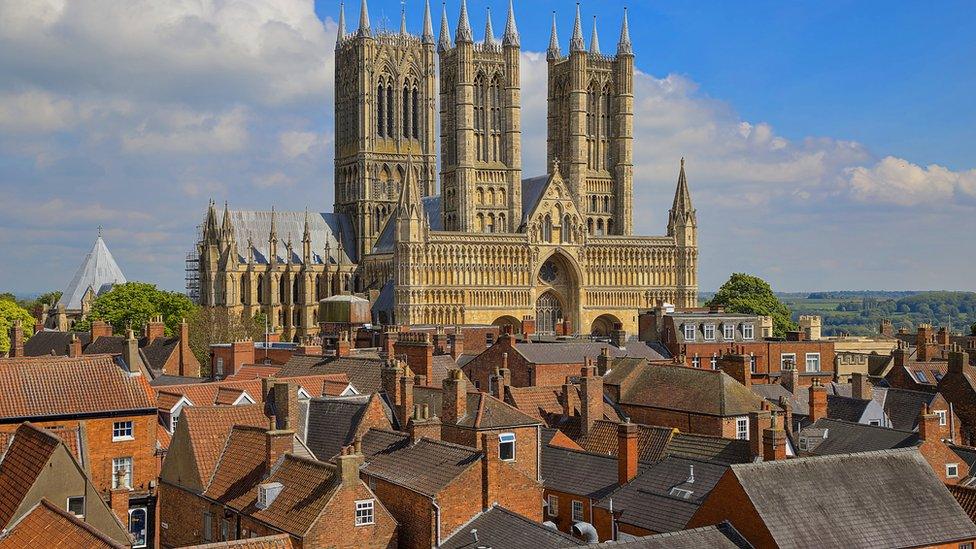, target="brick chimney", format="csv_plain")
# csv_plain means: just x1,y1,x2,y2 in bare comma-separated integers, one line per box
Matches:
90,320,112,341
336,331,351,358
433,326,449,355
781,367,799,395
597,346,612,375
808,378,827,423
610,324,627,348
381,361,403,409
893,341,908,370
399,373,415,426
852,373,870,400
719,348,751,388
778,396,794,435
442,369,467,425
336,440,365,486
917,324,935,362
948,346,968,377
231,339,255,373
748,407,771,458
272,382,299,432
109,468,129,524
265,427,293,470
580,361,603,437
144,315,165,341
491,353,510,400
617,421,639,485
449,332,465,360
762,412,787,461
122,329,139,372
408,404,441,442
8,319,24,358
521,316,535,338
177,318,192,376
937,327,950,346
67,333,82,357
394,332,434,381
918,404,941,443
